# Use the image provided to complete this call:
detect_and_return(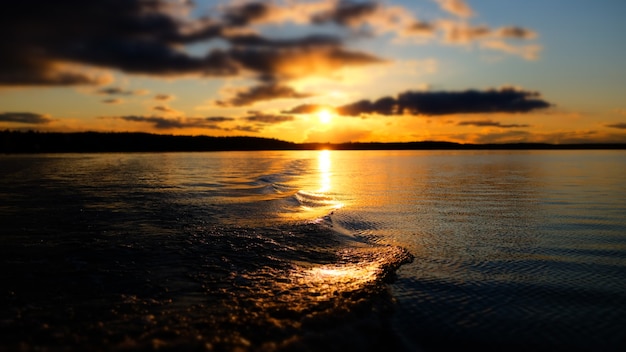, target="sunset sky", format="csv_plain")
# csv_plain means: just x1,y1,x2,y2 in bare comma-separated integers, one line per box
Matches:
1,0,625,144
